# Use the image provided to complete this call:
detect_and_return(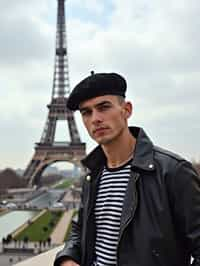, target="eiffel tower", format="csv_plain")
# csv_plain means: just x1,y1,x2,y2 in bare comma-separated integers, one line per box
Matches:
23,0,86,187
